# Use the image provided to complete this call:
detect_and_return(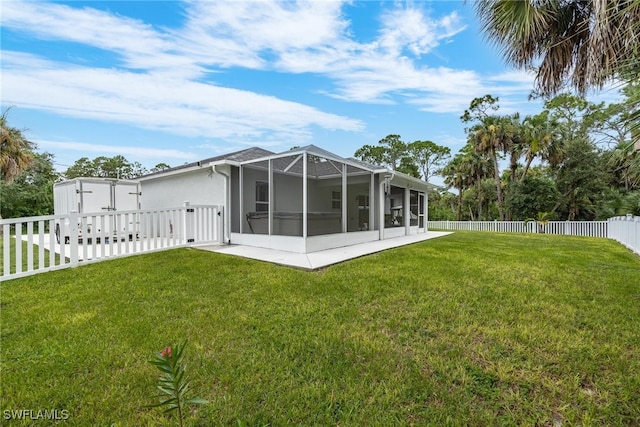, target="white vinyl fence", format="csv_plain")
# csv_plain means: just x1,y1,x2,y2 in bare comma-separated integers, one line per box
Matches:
1,204,223,281
607,215,640,256
427,220,609,237
429,217,640,255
